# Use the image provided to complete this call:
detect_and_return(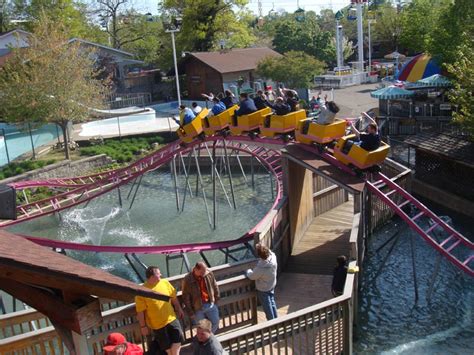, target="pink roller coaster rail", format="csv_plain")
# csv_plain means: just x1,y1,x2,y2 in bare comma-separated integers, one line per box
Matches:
2,135,472,275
